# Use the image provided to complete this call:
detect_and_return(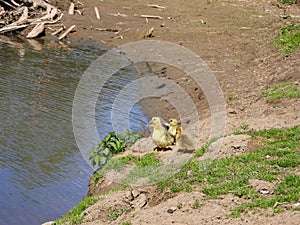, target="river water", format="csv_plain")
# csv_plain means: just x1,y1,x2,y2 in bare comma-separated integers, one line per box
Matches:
0,38,148,225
